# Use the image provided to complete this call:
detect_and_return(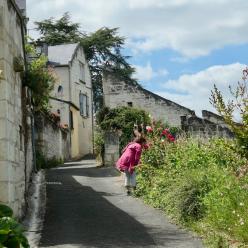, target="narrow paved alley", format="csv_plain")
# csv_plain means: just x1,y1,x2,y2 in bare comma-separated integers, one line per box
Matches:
39,160,203,248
